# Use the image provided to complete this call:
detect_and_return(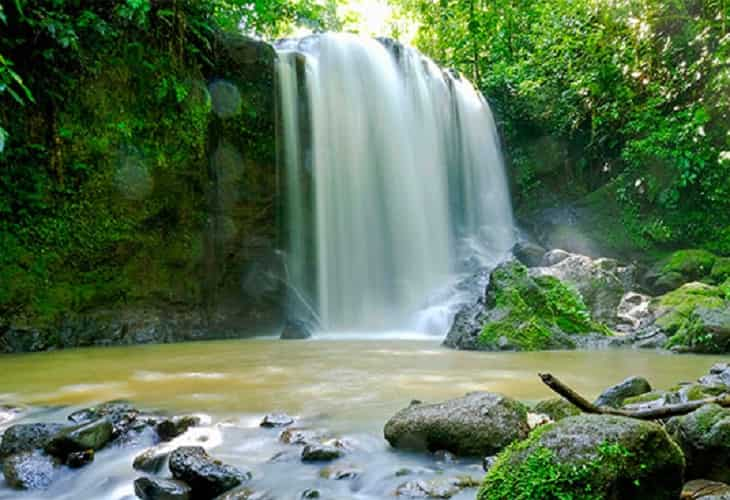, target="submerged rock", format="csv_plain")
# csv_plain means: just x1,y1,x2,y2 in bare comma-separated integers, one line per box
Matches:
594,376,652,408
395,476,480,498
279,428,328,445
319,464,362,480
280,319,312,340
213,486,272,499
0,423,65,462
667,404,730,483
45,418,113,459
479,414,684,500
157,416,200,441
260,413,294,428
134,477,192,500
301,443,343,462
169,446,250,498
384,392,529,456
2,451,59,490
